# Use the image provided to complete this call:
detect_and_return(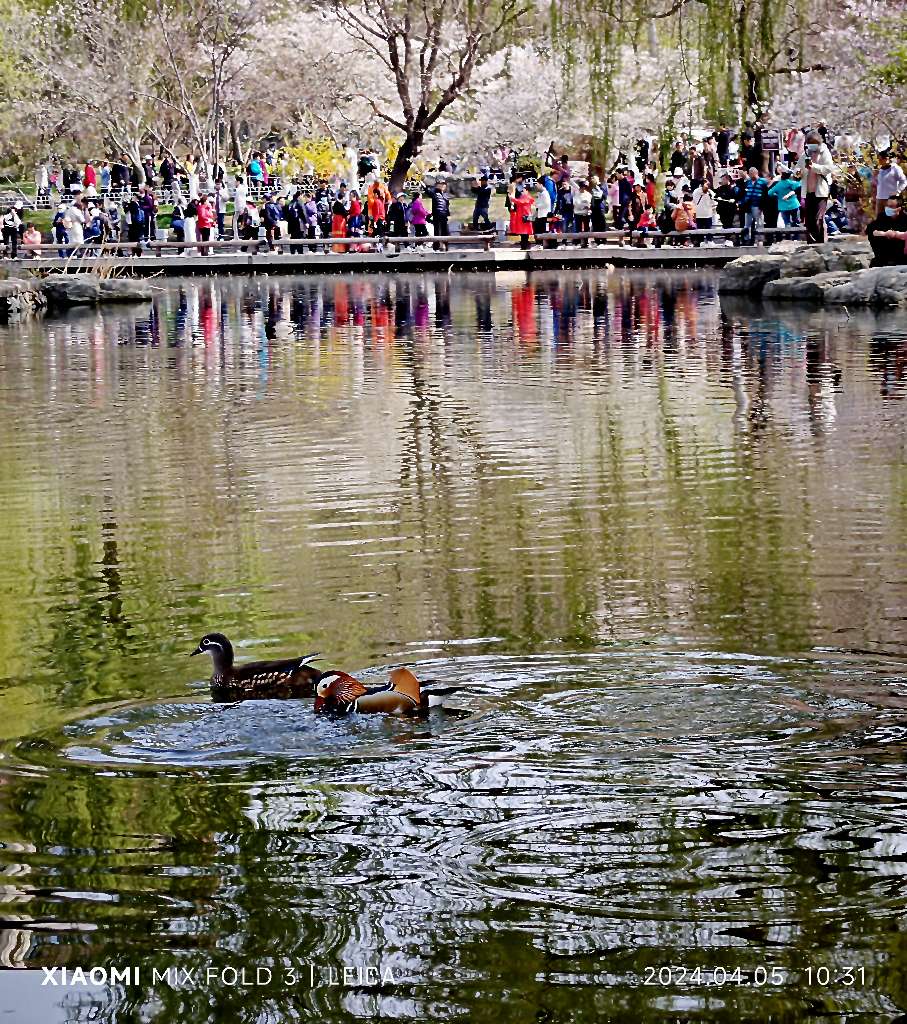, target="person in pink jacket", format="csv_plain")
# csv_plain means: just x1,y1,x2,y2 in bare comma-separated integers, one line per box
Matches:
195,194,216,253
409,194,429,237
